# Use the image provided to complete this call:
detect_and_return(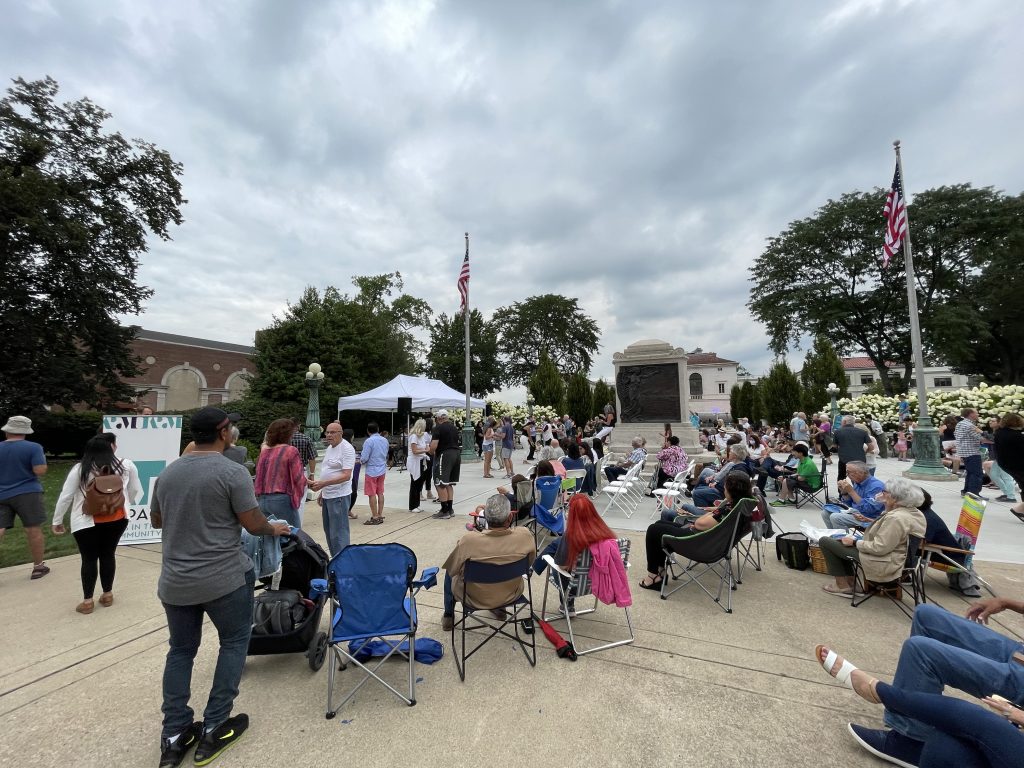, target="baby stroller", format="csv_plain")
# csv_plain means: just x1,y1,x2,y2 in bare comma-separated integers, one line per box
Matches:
247,528,331,671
